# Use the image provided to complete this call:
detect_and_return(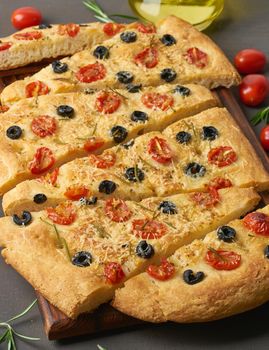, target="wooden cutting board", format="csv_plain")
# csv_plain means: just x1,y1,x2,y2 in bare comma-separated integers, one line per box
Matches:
0,64,268,340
